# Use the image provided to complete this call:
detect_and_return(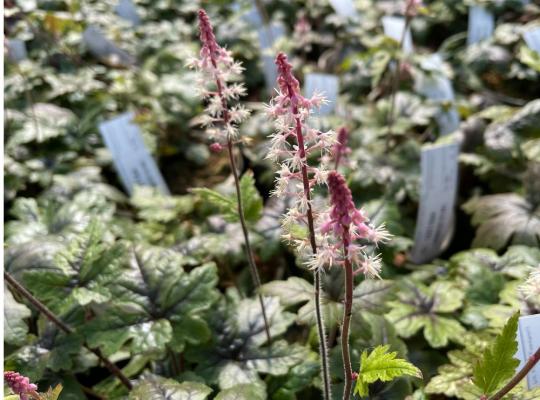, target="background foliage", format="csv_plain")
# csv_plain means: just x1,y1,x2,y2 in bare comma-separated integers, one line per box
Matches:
4,0,540,399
